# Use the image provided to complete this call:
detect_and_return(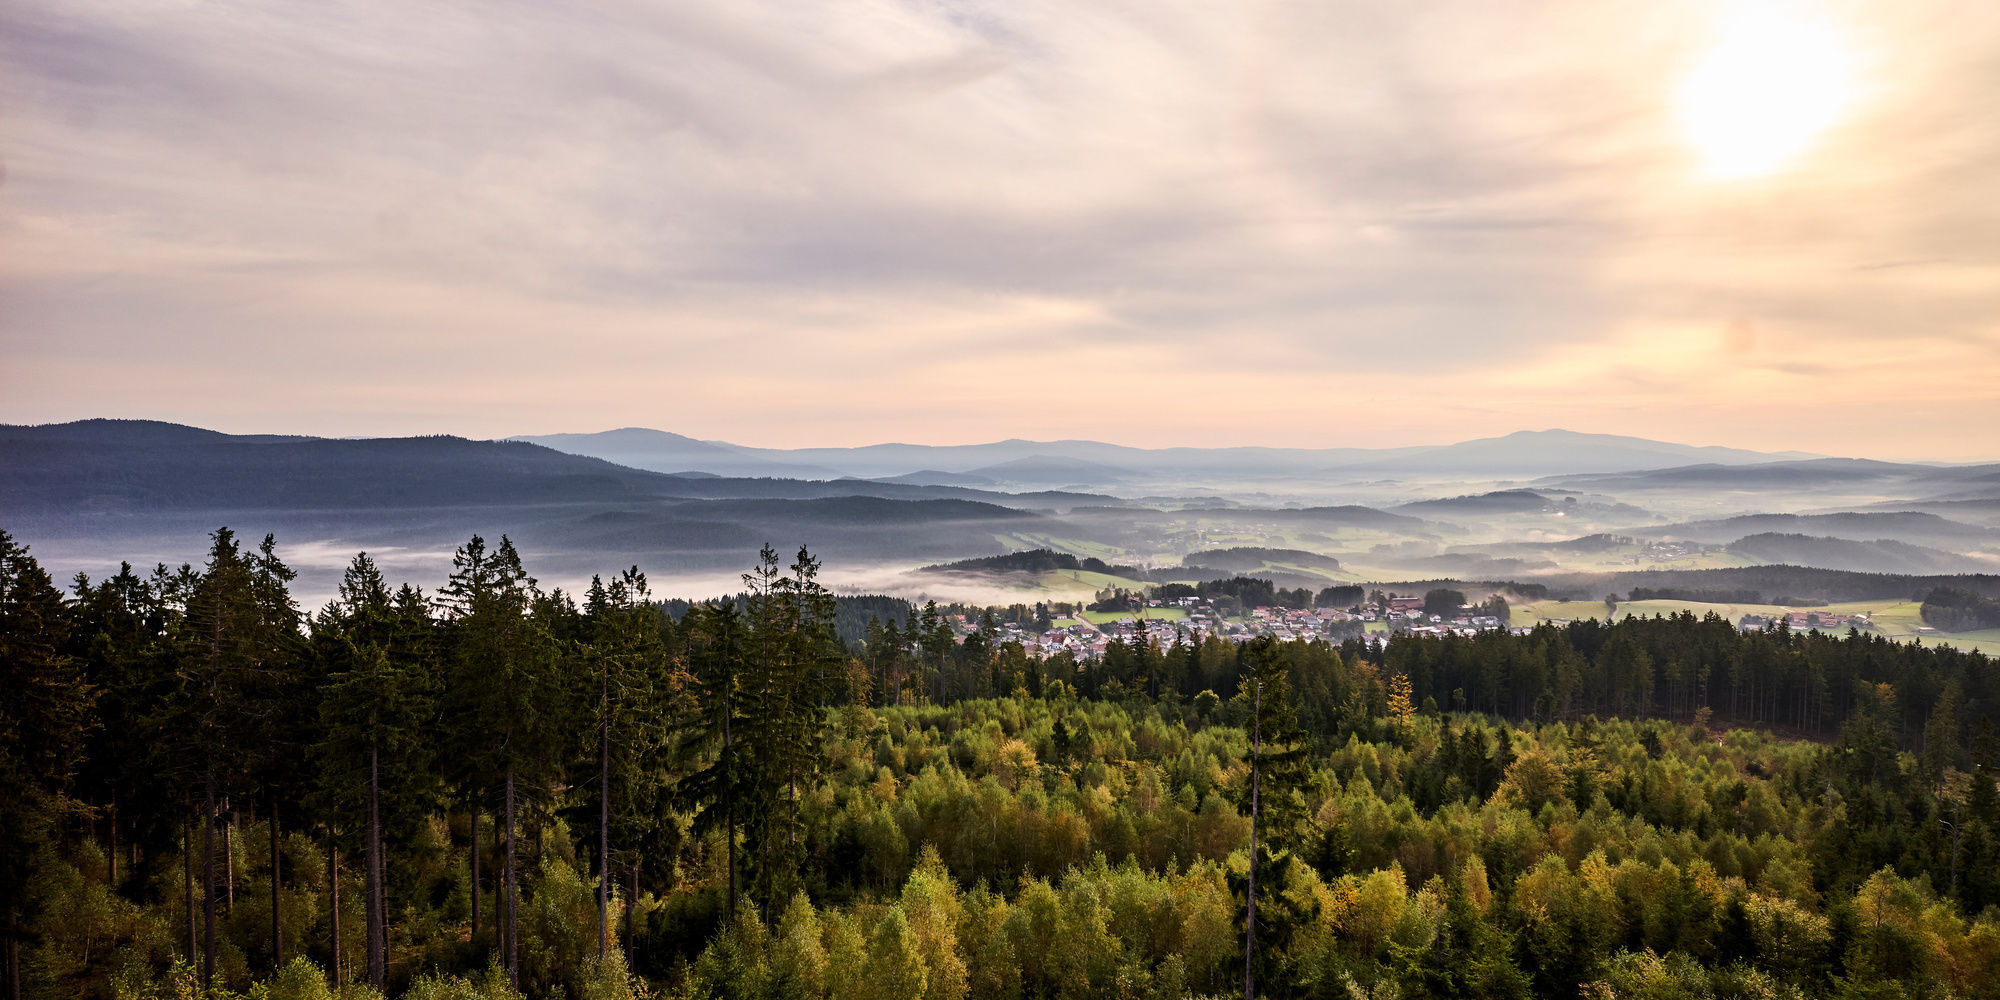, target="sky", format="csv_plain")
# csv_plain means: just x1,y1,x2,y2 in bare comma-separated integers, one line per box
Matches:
3,0,1997,459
